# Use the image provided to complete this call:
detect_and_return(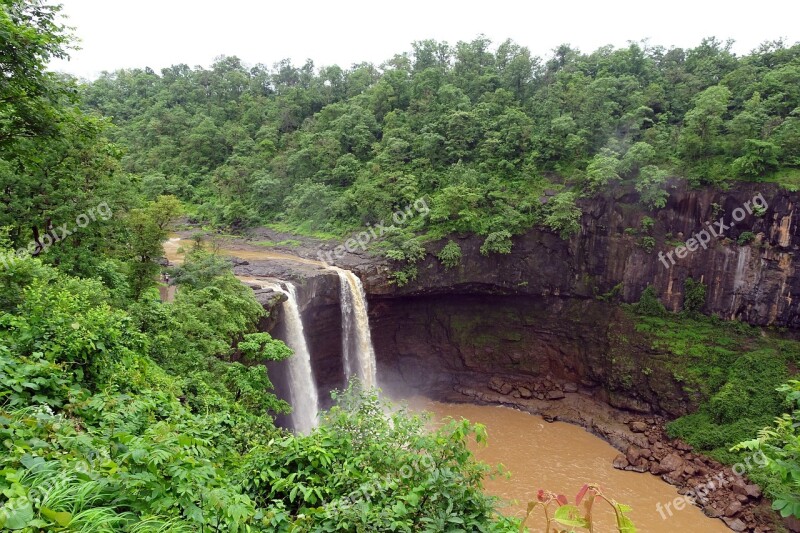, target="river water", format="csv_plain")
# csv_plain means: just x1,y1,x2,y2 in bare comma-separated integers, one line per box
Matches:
163,236,731,532
409,399,730,532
